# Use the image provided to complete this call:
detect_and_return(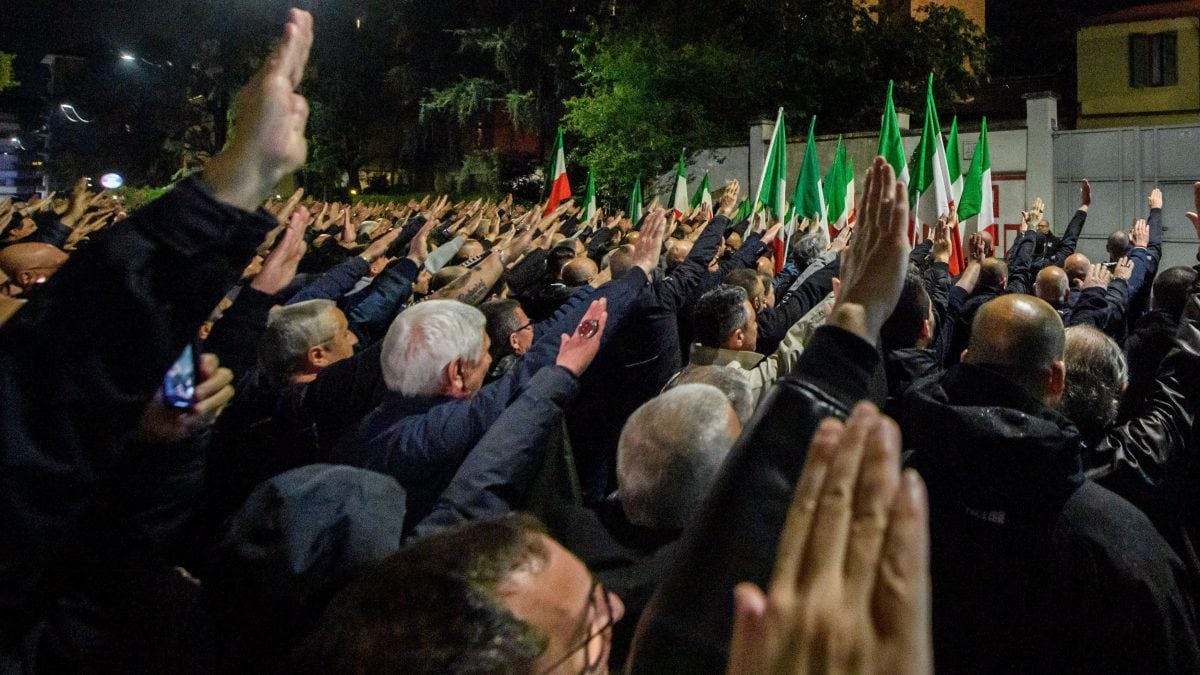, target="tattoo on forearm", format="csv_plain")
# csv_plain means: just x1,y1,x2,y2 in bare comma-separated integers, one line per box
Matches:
457,279,489,305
